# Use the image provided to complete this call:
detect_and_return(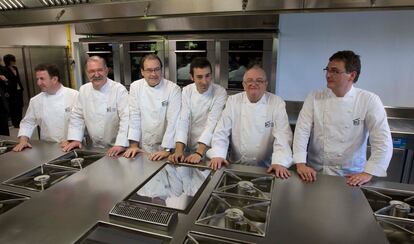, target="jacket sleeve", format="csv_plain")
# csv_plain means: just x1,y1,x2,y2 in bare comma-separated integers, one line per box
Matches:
67,89,86,142
175,86,191,145
198,86,227,147
292,92,315,164
271,98,293,167
127,84,141,142
363,95,393,176
18,99,37,138
161,85,182,149
206,97,233,159
114,86,129,147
